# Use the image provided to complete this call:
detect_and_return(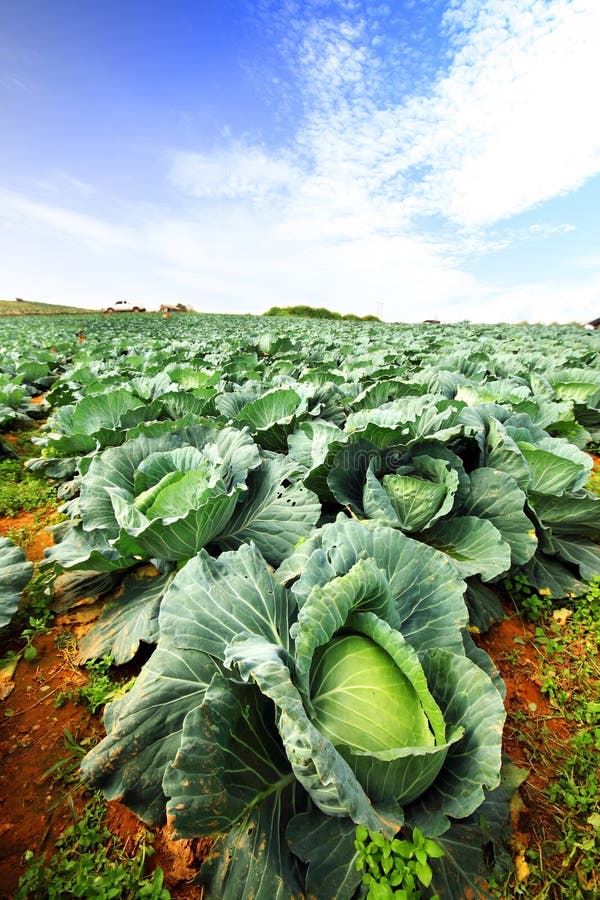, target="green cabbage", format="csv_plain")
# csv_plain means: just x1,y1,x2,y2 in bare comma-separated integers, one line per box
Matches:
310,635,435,752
